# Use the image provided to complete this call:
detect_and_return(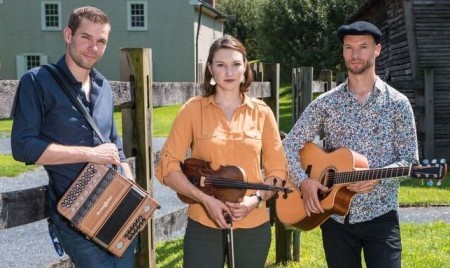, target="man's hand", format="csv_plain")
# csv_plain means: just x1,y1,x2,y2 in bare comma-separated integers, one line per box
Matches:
347,180,380,194
89,143,121,166
300,178,329,216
